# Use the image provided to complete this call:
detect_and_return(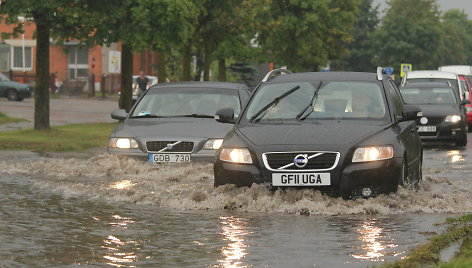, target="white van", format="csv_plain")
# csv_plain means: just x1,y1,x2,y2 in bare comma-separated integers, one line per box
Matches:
401,70,465,99
438,65,472,76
